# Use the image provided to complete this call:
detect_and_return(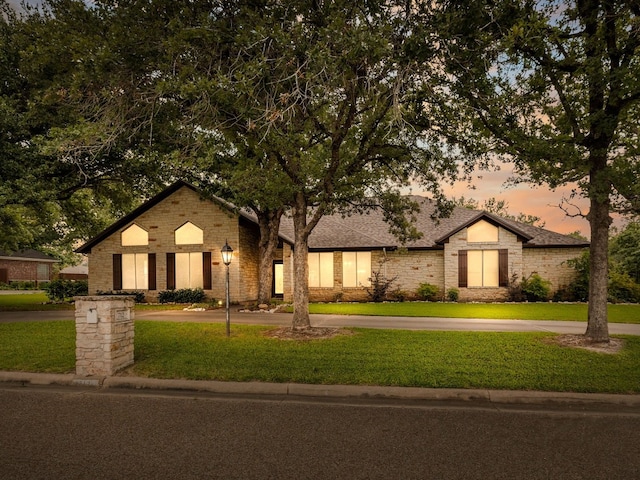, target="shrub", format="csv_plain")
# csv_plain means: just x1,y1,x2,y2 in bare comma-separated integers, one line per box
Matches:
416,282,440,301
608,271,640,303
365,269,398,302
507,273,526,302
446,288,459,302
44,279,88,301
158,288,206,304
388,288,410,302
521,274,551,302
96,290,147,303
